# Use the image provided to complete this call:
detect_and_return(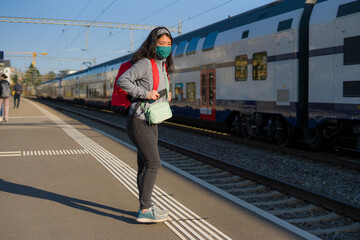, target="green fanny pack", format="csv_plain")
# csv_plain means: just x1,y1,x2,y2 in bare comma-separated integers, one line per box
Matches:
138,63,172,125
144,101,172,125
